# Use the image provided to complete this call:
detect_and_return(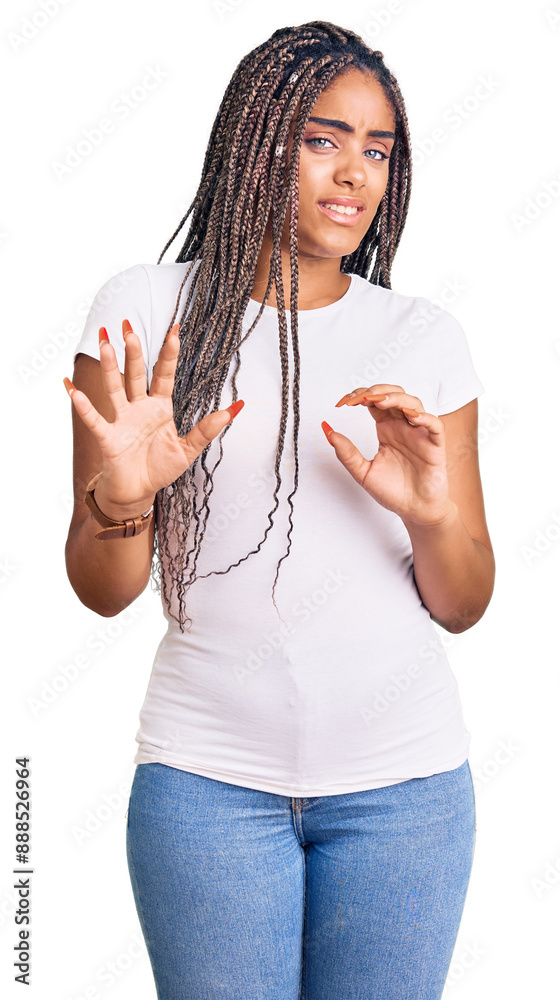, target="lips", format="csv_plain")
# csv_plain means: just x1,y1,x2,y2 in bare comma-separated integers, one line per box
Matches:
318,200,366,225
